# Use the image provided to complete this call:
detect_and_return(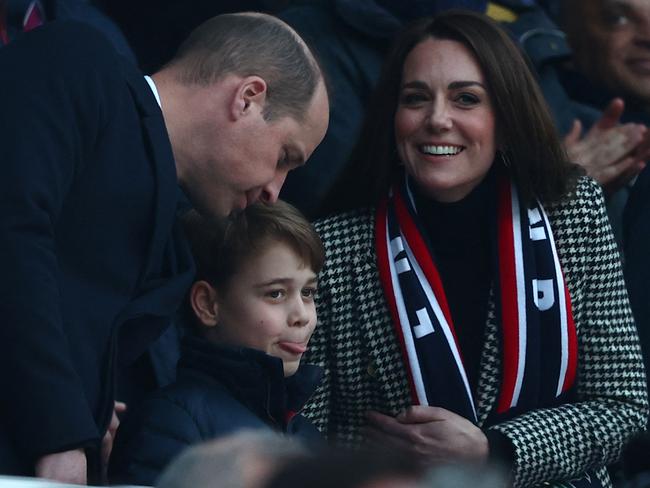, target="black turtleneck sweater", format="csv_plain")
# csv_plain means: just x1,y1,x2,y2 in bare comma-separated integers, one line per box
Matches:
412,169,496,393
